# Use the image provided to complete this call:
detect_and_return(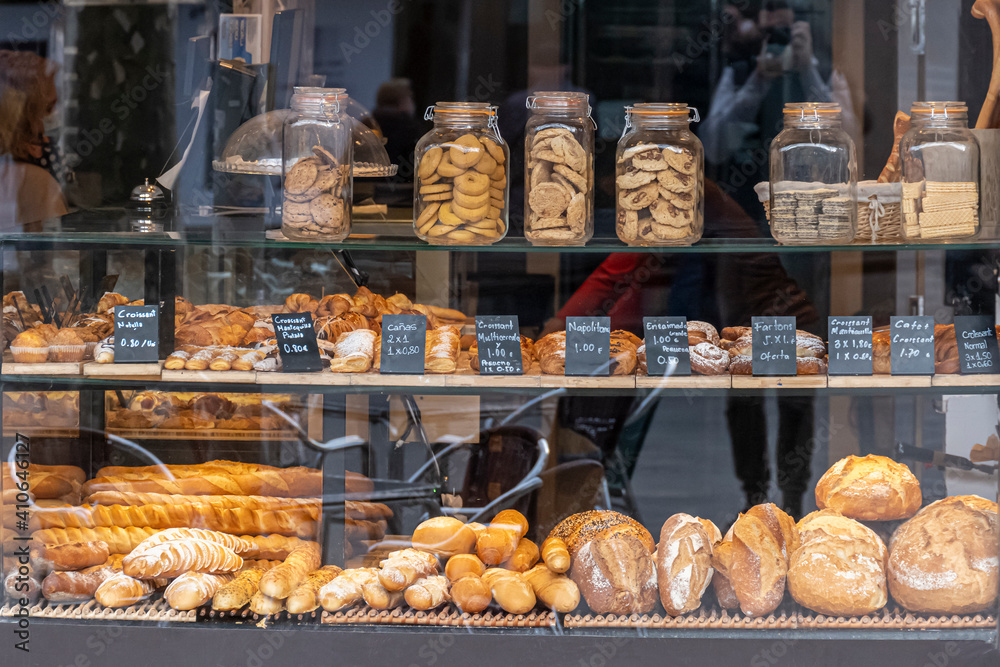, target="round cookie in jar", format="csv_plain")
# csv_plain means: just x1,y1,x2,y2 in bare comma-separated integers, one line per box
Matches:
524,92,595,246
282,87,353,241
413,102,508,245
615,103,704,247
